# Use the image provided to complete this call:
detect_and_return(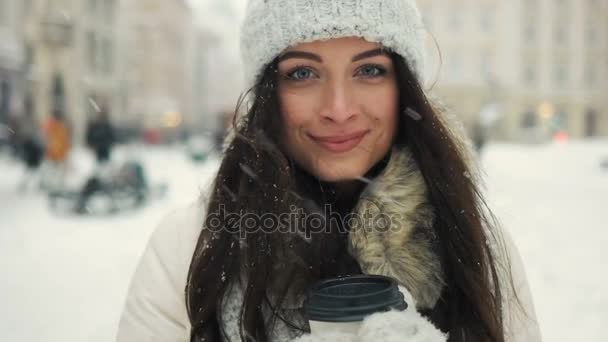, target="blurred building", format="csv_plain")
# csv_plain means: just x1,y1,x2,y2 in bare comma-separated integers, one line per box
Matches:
125,0,194,141
418,0,608,141
192,29,221,135
18,0,197,143
0,0,25,125
190,0,247,137
22,0,123,142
